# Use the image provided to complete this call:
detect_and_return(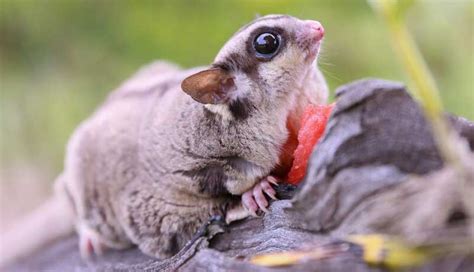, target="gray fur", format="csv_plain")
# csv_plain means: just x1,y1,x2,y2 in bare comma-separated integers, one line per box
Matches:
59,15,328,258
